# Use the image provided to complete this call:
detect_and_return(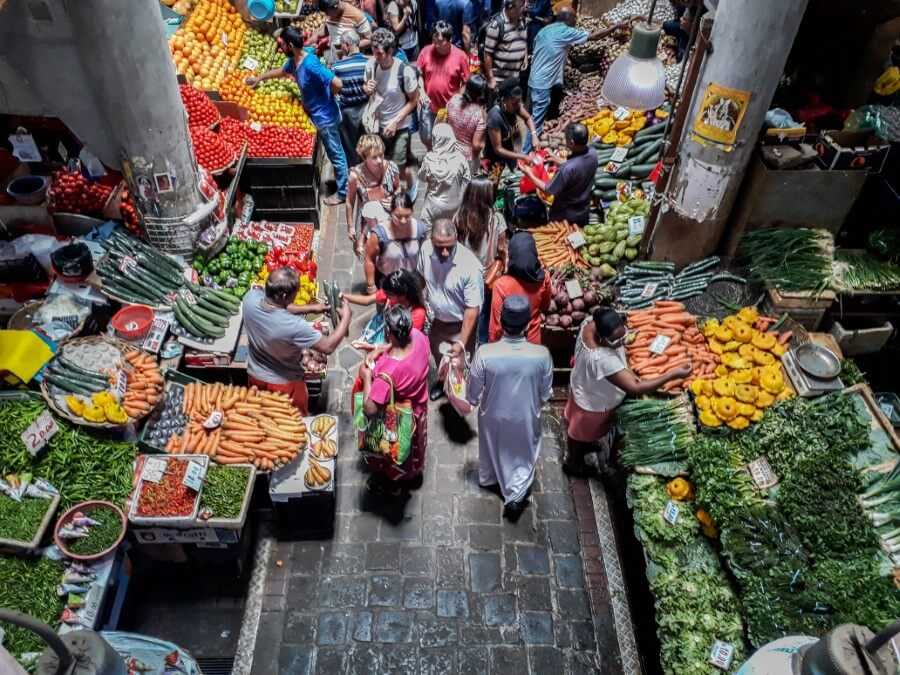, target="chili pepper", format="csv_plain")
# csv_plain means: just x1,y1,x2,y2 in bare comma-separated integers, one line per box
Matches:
136,458,198,517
